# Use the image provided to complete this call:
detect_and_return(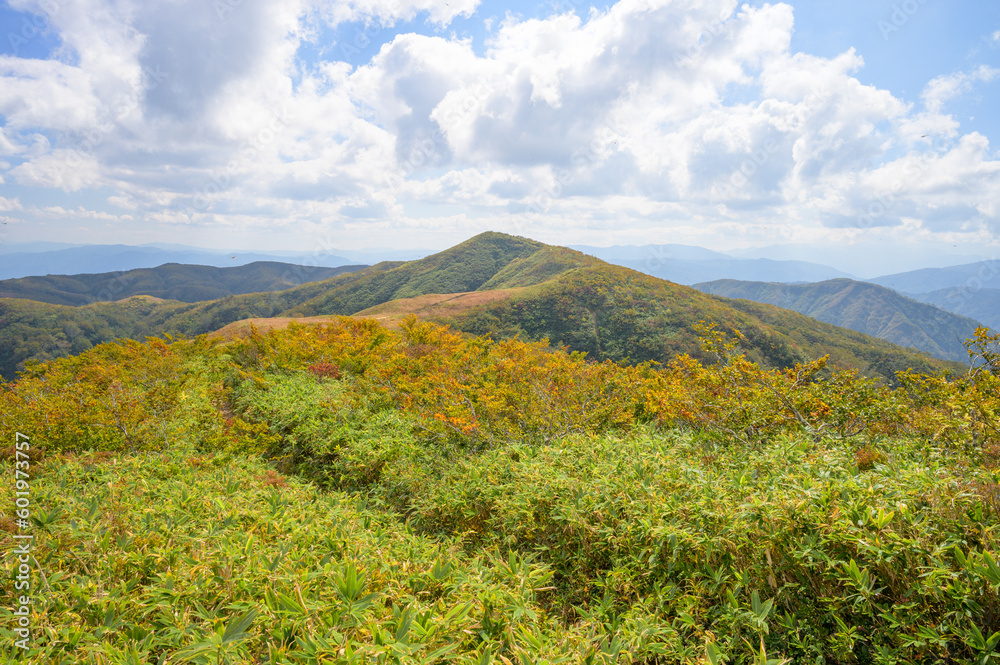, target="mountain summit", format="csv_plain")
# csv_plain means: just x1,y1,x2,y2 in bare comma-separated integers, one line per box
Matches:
0,232,957,381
